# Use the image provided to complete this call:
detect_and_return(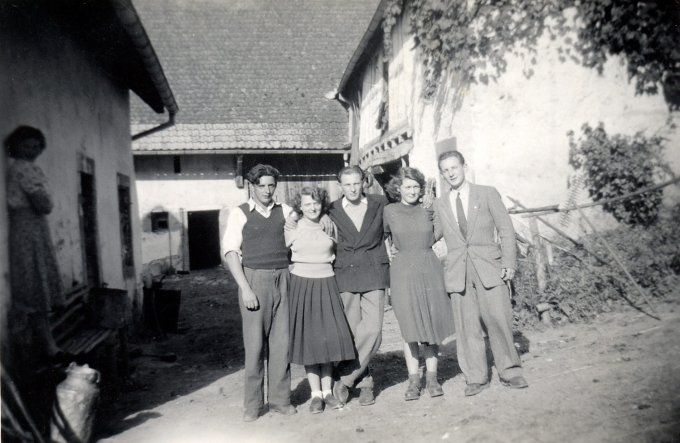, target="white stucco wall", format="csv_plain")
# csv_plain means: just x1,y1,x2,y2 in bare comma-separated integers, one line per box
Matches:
134,154,247,273
357,16,680,237
2,9,144,308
